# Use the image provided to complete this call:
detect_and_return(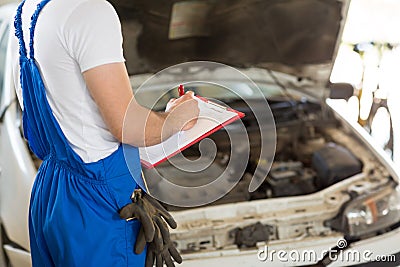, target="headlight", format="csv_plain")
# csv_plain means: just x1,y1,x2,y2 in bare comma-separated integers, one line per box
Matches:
342,184,400,237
